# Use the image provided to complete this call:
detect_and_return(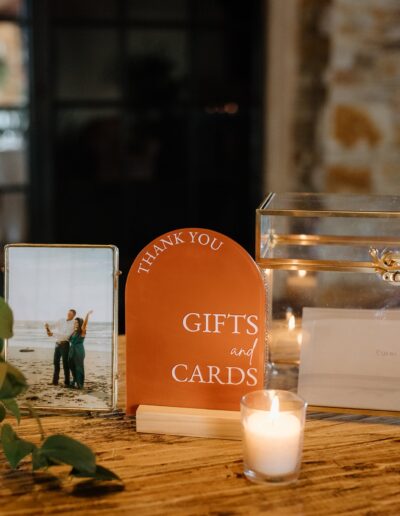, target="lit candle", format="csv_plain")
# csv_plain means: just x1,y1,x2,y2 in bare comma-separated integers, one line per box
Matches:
241,390,306,483
297,333,303,348
270,312,302,364
286,270,317,294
